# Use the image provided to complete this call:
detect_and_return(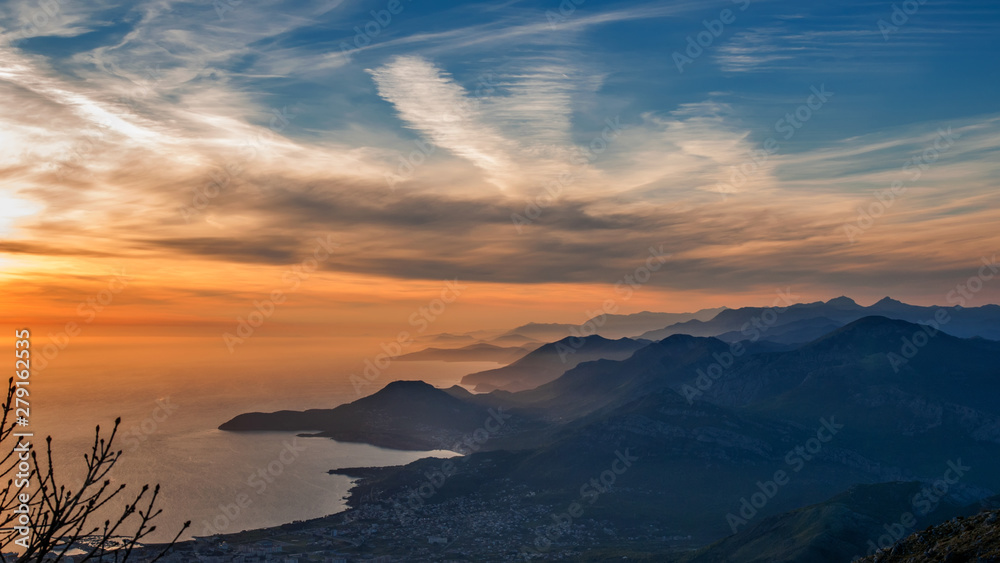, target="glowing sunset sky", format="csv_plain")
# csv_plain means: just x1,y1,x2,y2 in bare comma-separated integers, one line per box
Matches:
2,0,1000,338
